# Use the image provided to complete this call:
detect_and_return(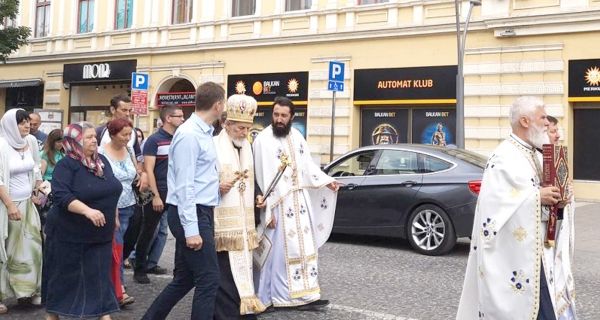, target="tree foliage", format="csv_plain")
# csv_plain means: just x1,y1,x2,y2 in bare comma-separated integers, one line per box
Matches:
0,0,31,63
